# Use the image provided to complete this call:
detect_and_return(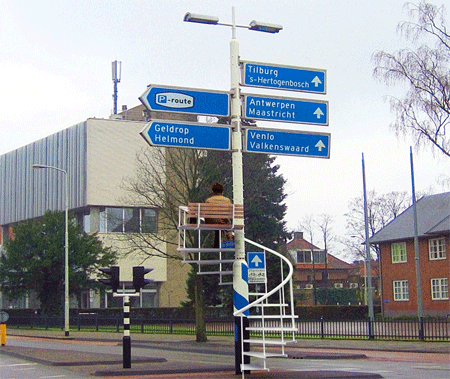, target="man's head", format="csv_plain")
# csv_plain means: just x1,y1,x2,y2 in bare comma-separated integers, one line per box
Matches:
211,181,224,194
